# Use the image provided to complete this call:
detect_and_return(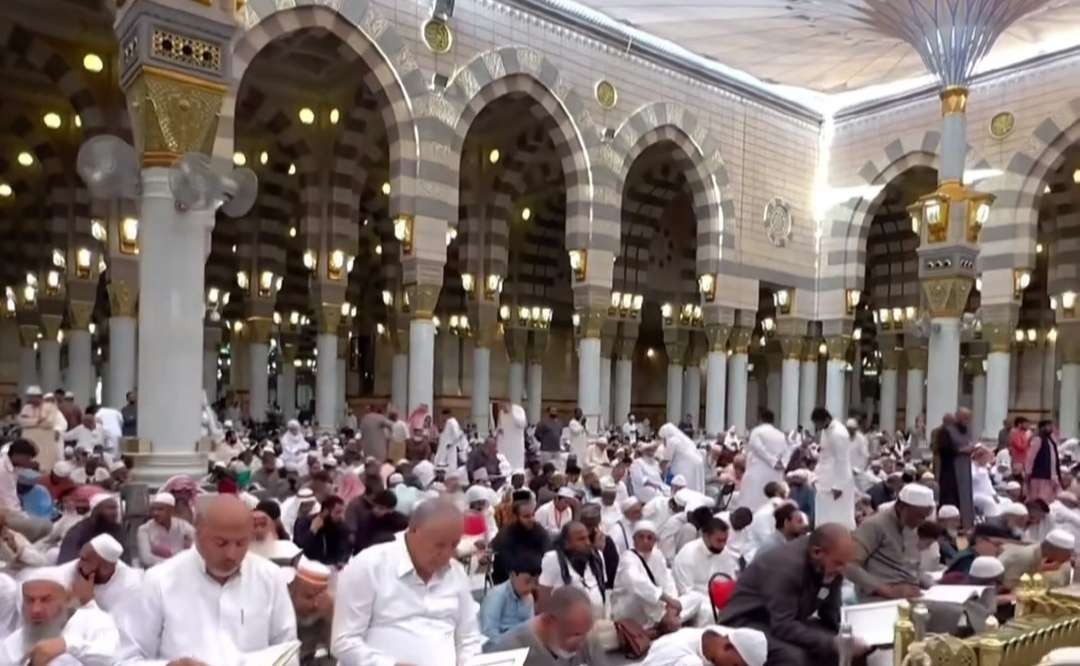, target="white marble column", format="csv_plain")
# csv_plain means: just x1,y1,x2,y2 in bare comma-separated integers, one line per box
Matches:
471,346,491,435
578,335,601,434
279,362,297,420
799,350,818,431
614,356,633,426
666,362,684,424
684,365,701,428
391,351,408,412
107,316,136,408
727,335,750,435
527,361,543,424
905,348,927,429
248,340,269,423
599,356,612,429
926,317,962,430
135,168,211,479
336,355,347,426
971,368,986,440
19,346,37,395
704,326,729,435
779,343,801,432
67,329,93,407
508,361,525,407
409,317,436,413
40,340,60,392
823,336,849,419
1043,340,1057,416
203,347,217,405
315,332,338,431
880,367,898,435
